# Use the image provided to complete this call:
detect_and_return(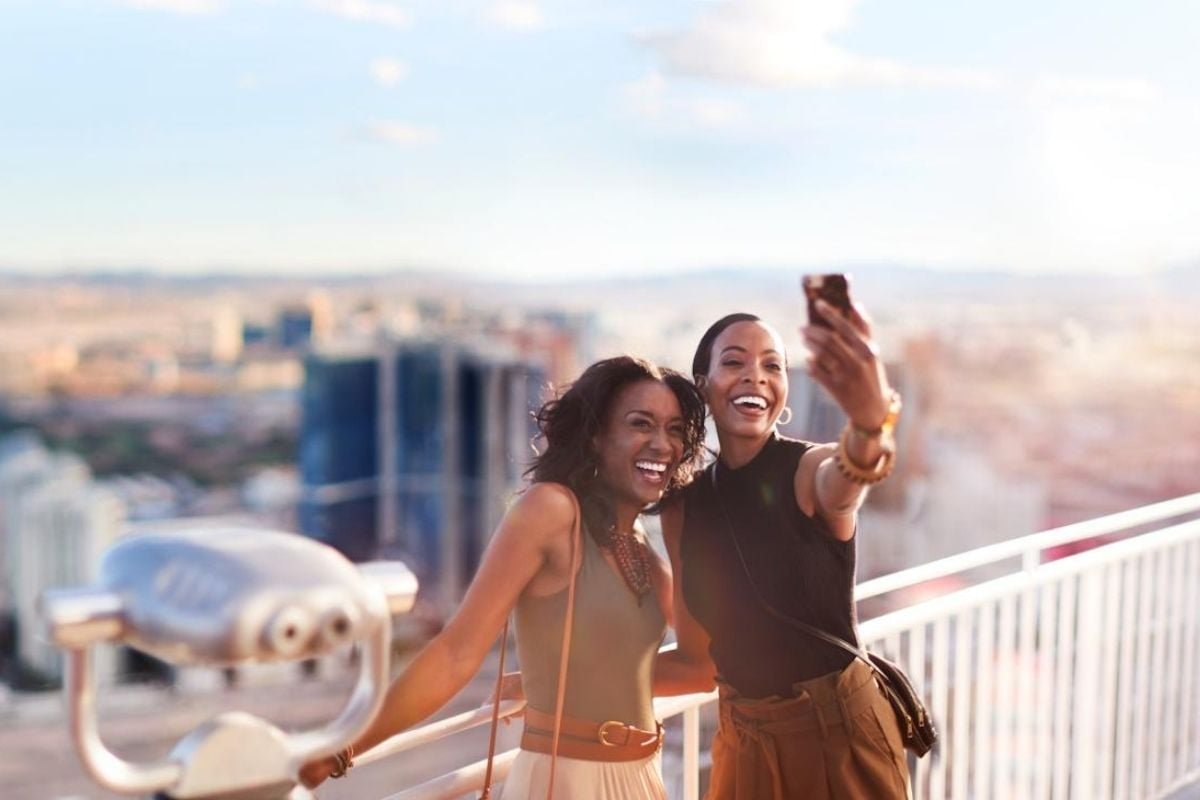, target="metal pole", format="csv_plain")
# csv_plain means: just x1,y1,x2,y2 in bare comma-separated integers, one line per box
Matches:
440,344,462,610
379,338,399,550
